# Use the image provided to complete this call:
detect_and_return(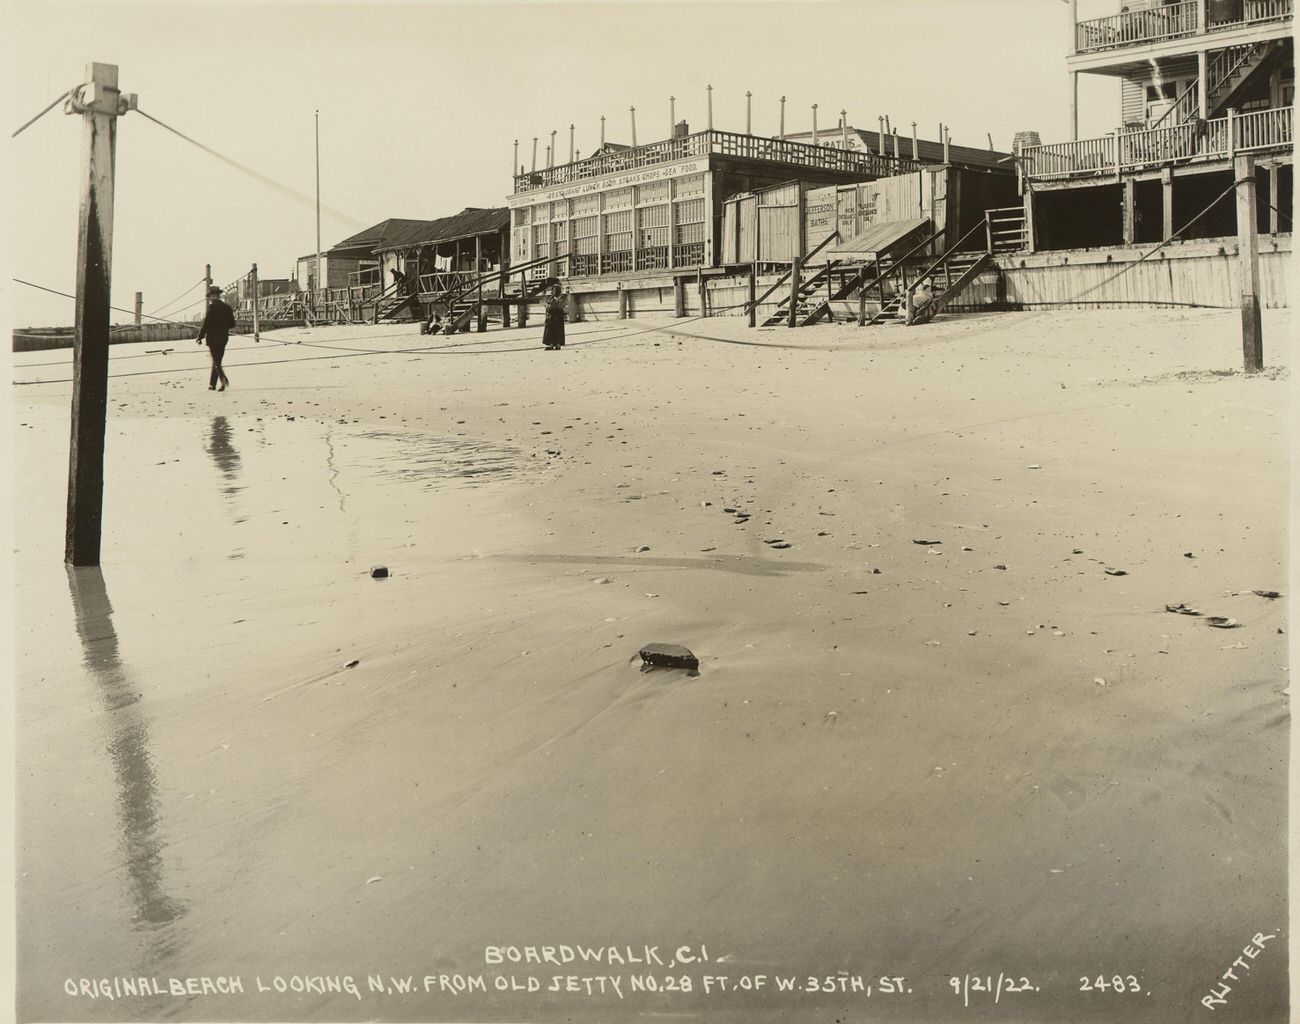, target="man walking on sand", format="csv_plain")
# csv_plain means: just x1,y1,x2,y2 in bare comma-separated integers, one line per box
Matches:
196,285,235,391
